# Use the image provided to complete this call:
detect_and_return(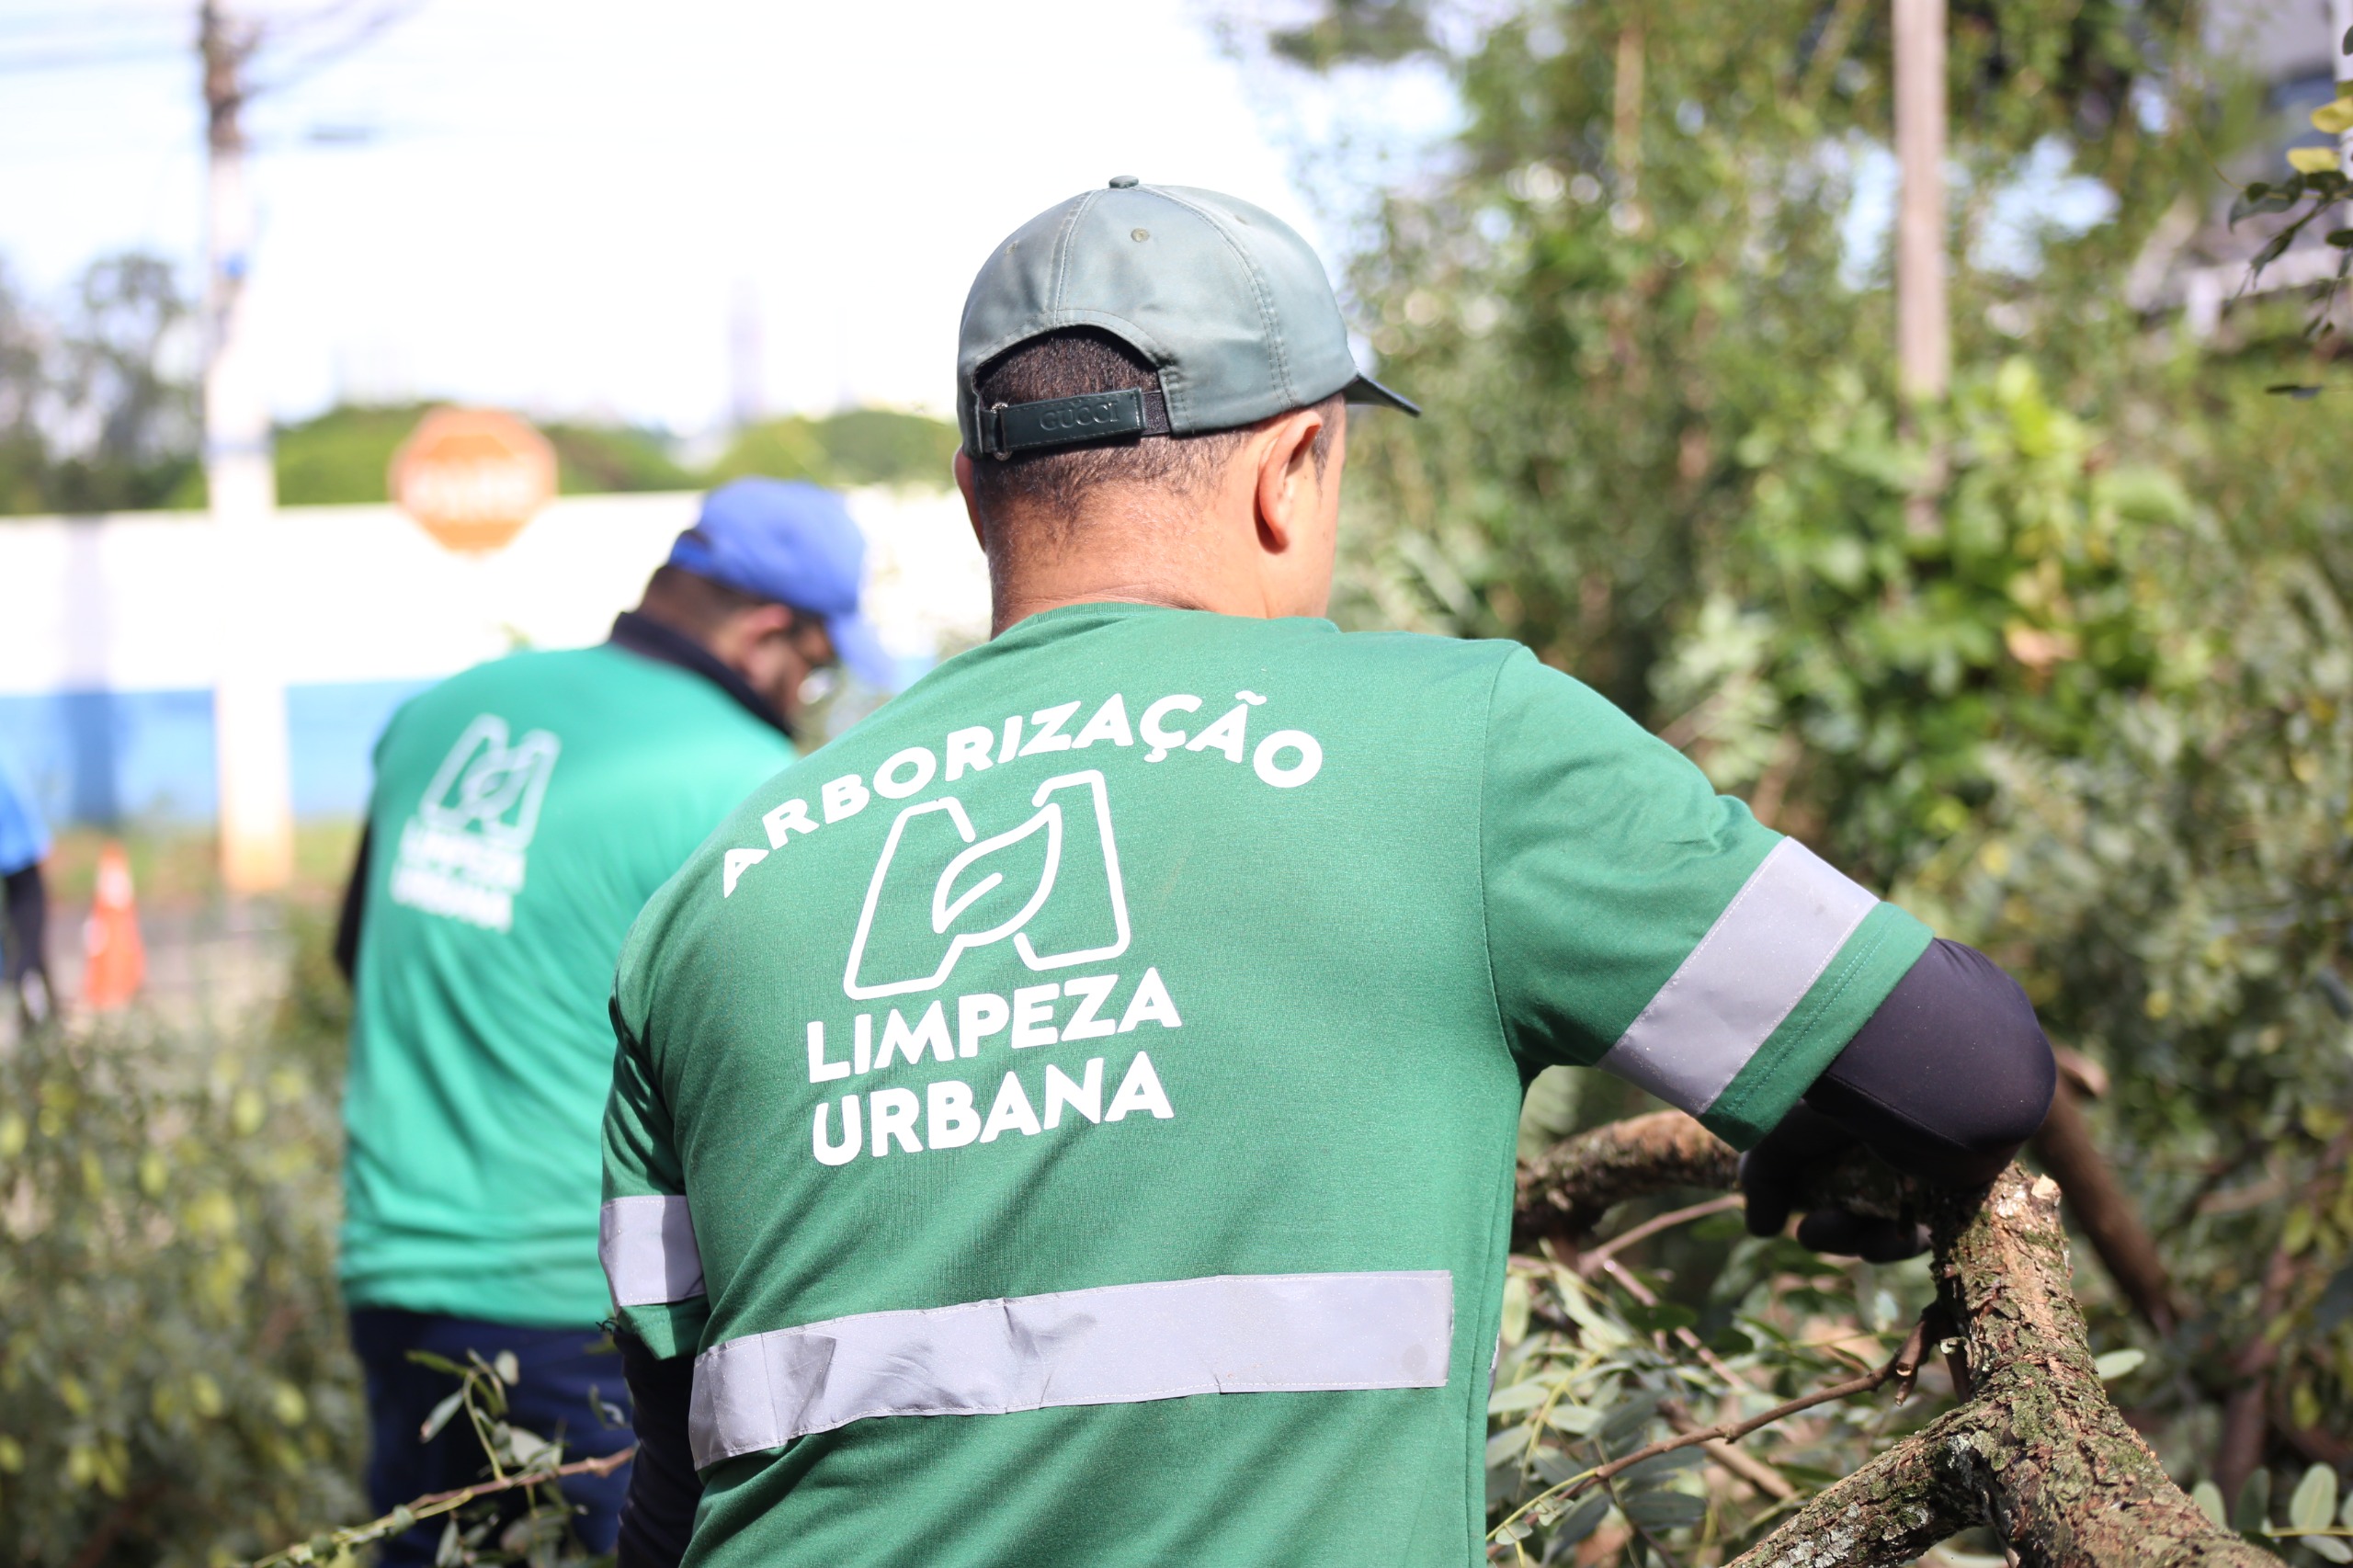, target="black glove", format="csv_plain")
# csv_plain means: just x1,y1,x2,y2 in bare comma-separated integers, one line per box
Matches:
1741,938,2057,1259
1739,1104,1930,1260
